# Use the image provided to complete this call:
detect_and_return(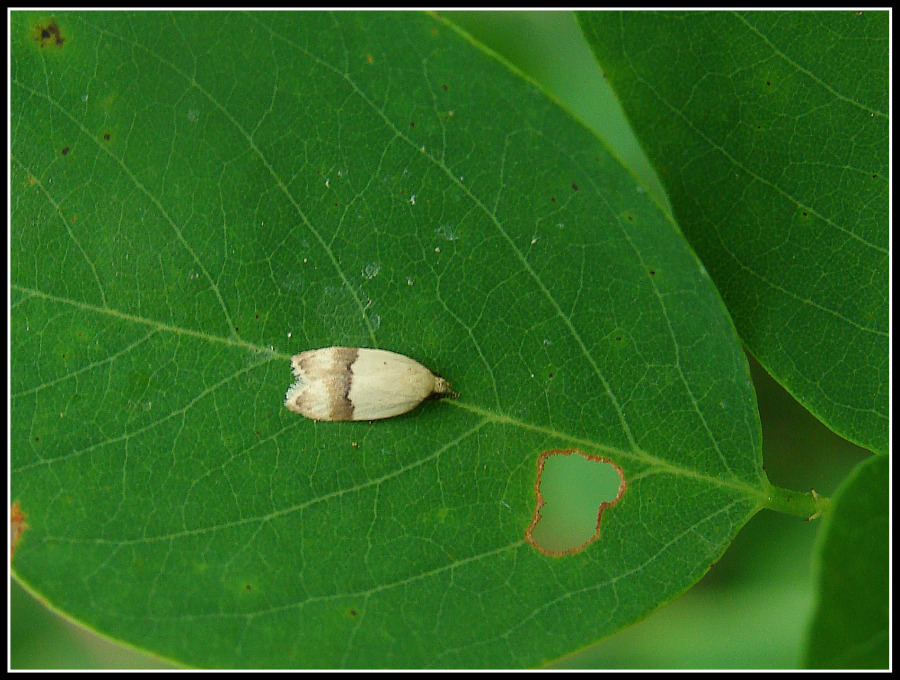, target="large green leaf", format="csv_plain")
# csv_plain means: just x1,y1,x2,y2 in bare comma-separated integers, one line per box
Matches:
12,11,775,668
578,11,889,454
804,454,888,669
